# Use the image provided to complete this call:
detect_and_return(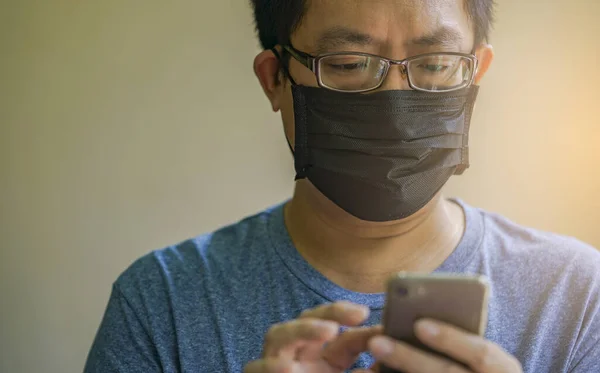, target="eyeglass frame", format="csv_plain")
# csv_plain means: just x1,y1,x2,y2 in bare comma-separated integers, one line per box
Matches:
280,44,479,93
